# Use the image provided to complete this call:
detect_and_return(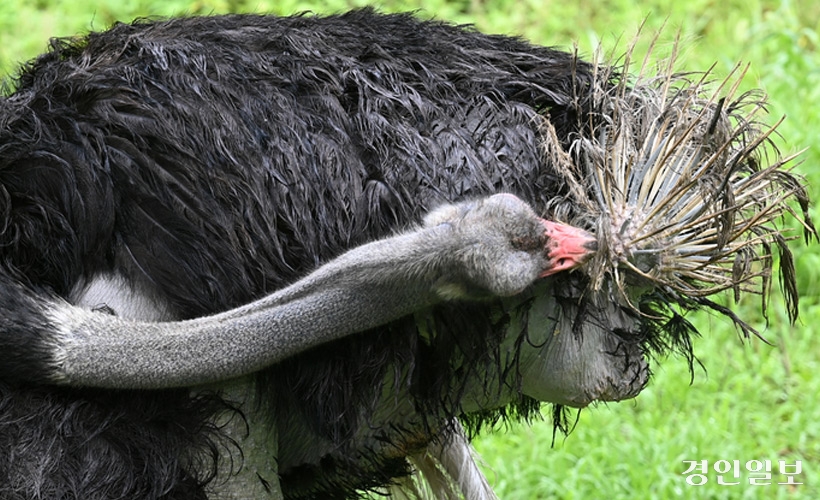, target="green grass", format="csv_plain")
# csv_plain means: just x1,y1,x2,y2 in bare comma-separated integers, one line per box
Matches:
476,303,820,498
1,0,818,497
